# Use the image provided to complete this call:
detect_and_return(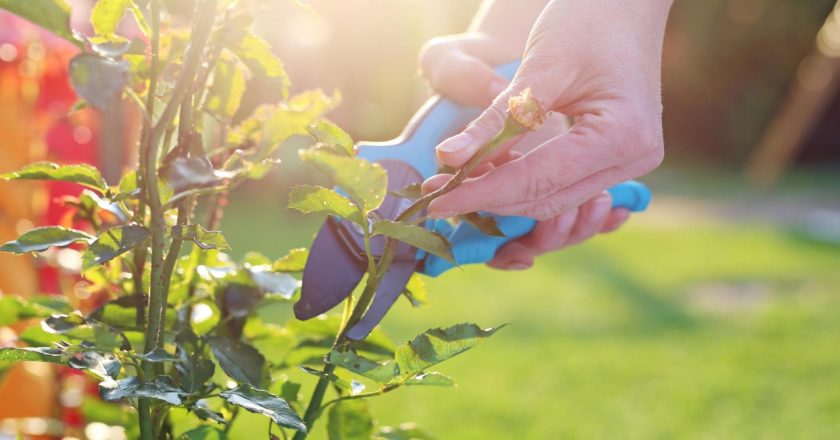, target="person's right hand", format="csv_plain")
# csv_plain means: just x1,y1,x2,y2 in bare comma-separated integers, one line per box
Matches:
418,32,632,270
